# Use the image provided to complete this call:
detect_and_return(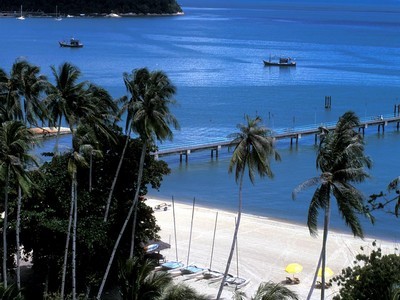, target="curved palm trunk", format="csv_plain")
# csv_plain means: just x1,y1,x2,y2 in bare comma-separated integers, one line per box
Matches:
307,246,323,300
54,116,62,154
129,201,138,259
89,152,93,192
104,129,131,222
216,170,245,299
97,142,147,299
61,175,75,298
72,171,78,300
320,201,331,300
16,185,22,289
3,170,10,288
